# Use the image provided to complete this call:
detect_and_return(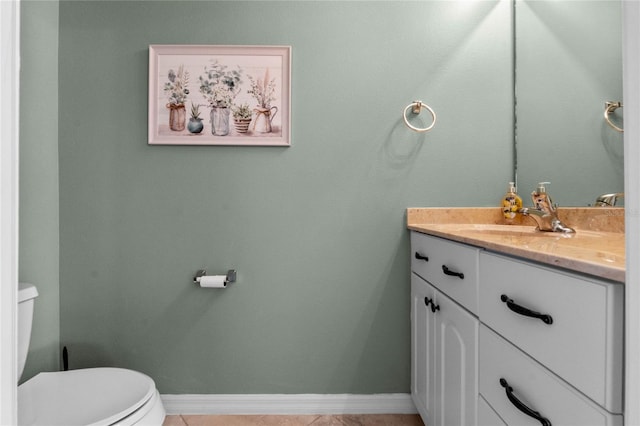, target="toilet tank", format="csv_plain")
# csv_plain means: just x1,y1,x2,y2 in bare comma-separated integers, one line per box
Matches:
18,283,38,380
